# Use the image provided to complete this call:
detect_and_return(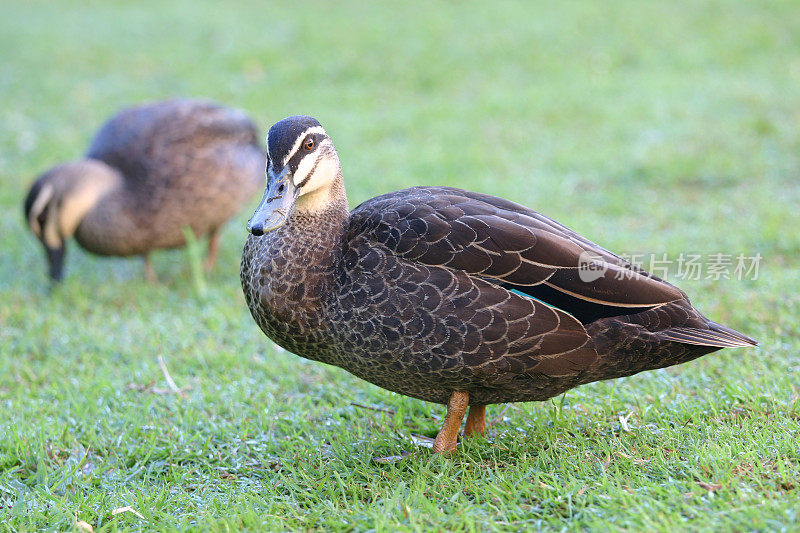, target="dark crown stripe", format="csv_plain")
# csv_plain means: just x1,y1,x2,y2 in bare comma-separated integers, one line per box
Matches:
267,115,321,166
